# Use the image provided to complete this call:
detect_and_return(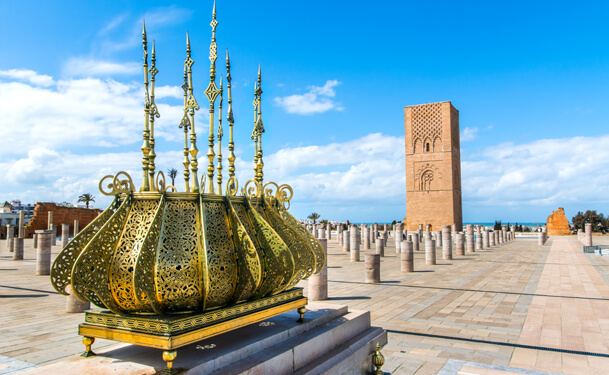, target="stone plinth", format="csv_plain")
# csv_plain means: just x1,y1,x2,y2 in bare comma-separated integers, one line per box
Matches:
584,223,592,246
546,207,571,236
342,231,350,252
66,285,90,313
350,230,360,262
401,240,414,272
425,238,436,265
375,238,384,257
455,233,465,256
308,238,328,301
13,237,24,260
364,254,380,283
442,225,452,260
35,230,53,275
